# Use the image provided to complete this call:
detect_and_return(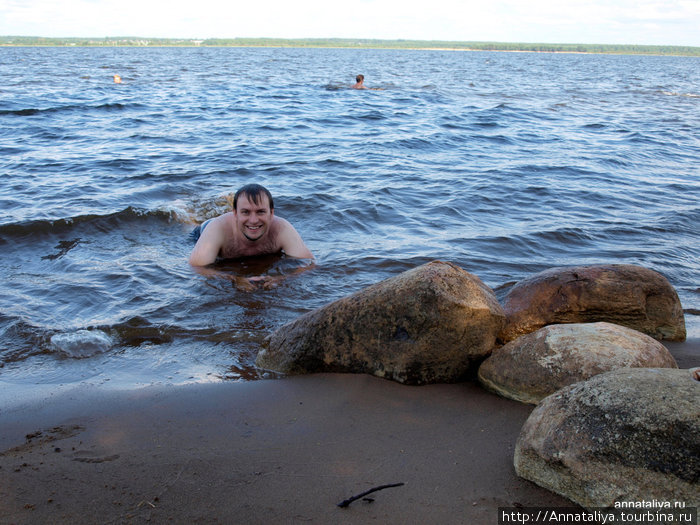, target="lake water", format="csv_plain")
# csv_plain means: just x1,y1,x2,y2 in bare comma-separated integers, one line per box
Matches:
1,47,698,402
